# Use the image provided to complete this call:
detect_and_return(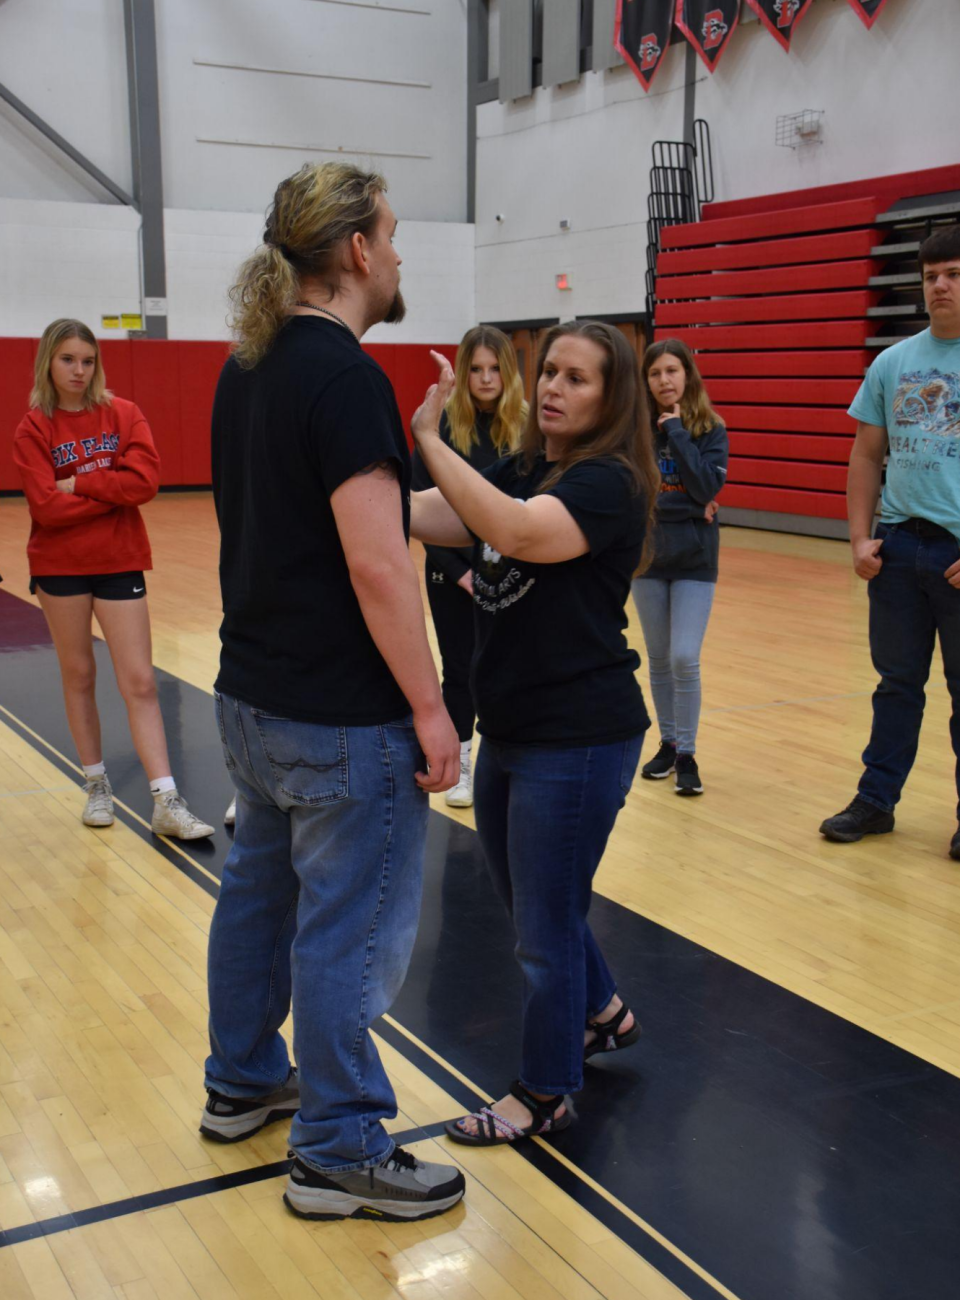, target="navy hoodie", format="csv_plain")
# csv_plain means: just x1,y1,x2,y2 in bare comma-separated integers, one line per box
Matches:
639,417,728,583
